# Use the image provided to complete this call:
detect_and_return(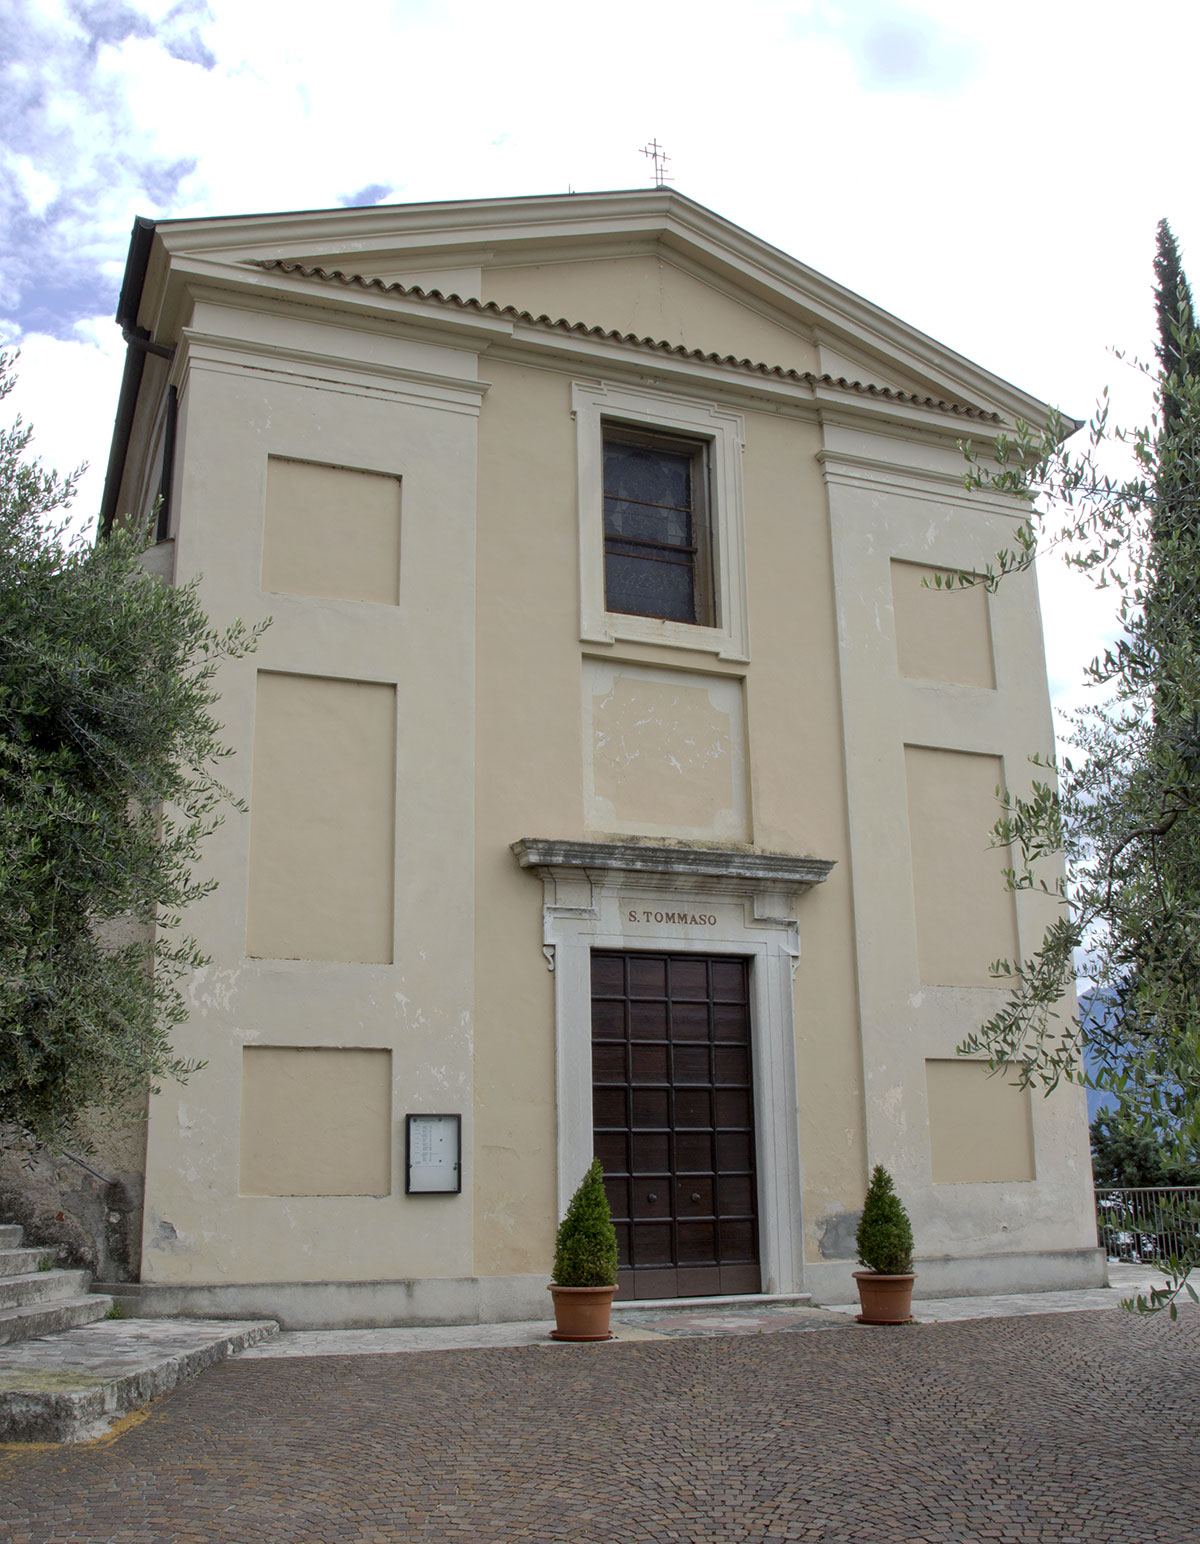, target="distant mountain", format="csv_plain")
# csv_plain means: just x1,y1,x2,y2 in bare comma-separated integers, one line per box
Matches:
1079,989,1119,1122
